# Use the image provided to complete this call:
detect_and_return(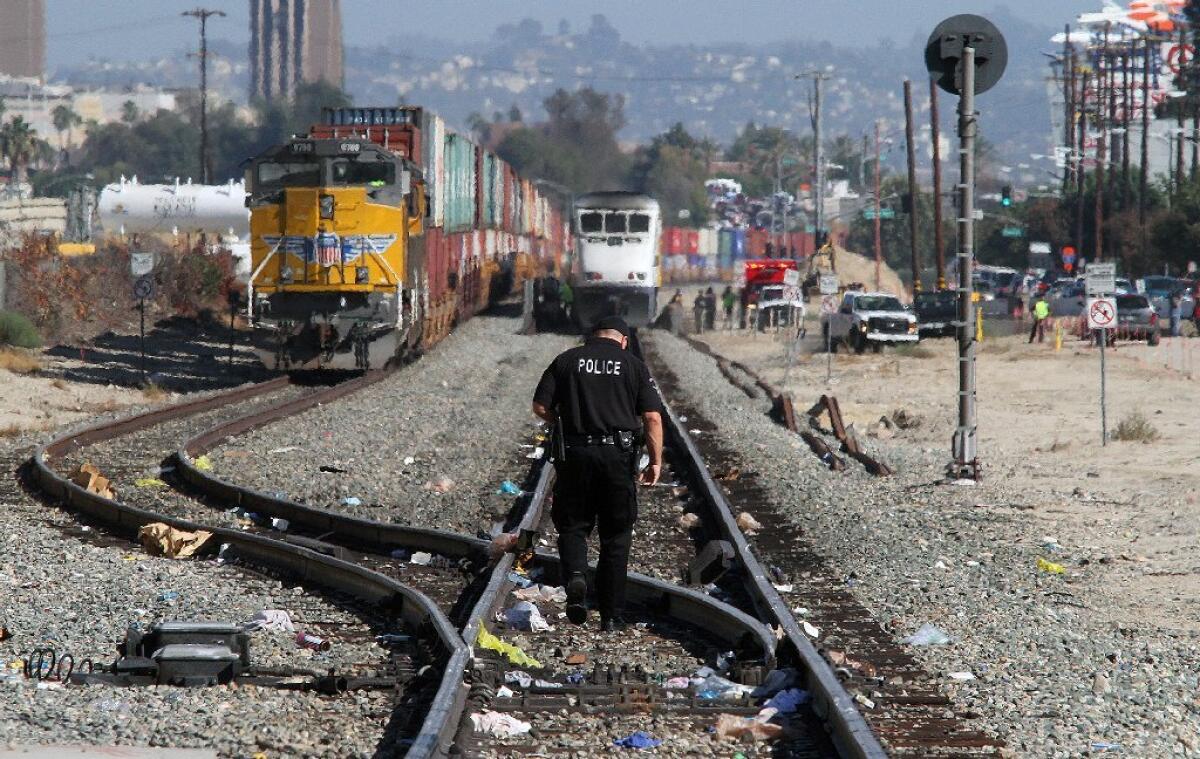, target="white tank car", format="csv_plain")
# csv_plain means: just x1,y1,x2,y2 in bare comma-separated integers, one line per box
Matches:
98,176,249,238
570,192,661,328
